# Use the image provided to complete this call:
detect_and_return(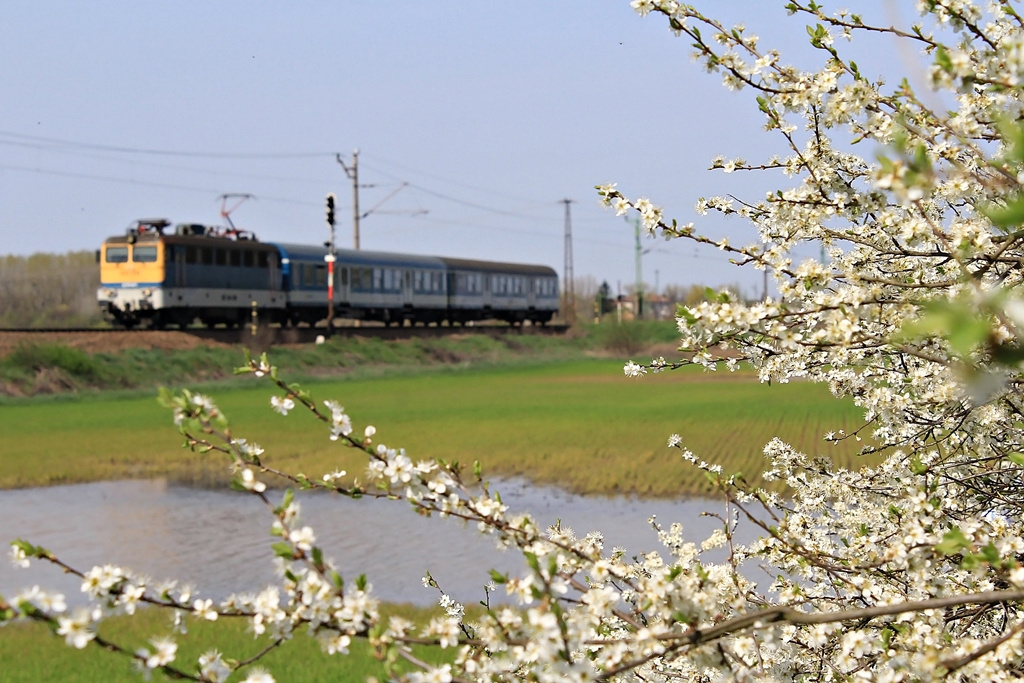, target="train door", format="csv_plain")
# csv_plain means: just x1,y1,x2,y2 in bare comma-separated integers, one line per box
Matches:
403,270,413,307
268,253,278,292
482,272,493,309
339,266,349,304
174,245,186,287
